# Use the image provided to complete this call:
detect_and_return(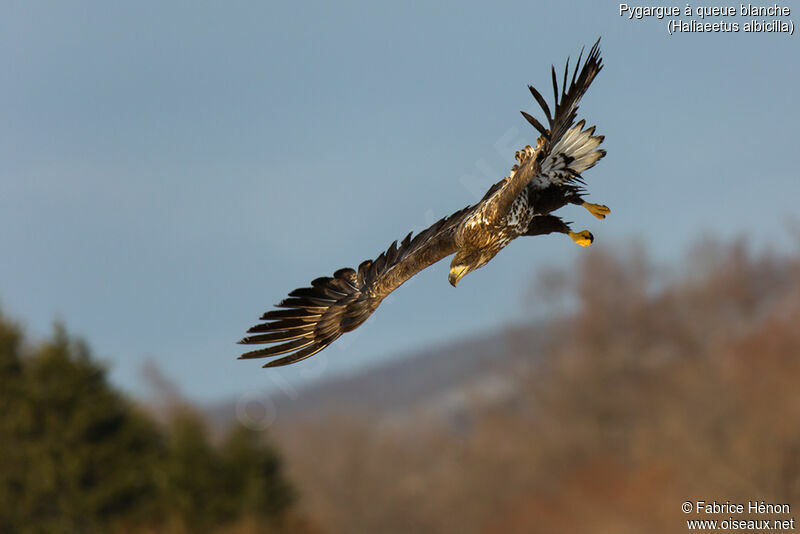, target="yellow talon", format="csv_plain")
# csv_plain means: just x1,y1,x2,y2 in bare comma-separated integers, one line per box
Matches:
582,201,611,220
569,230,594,247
